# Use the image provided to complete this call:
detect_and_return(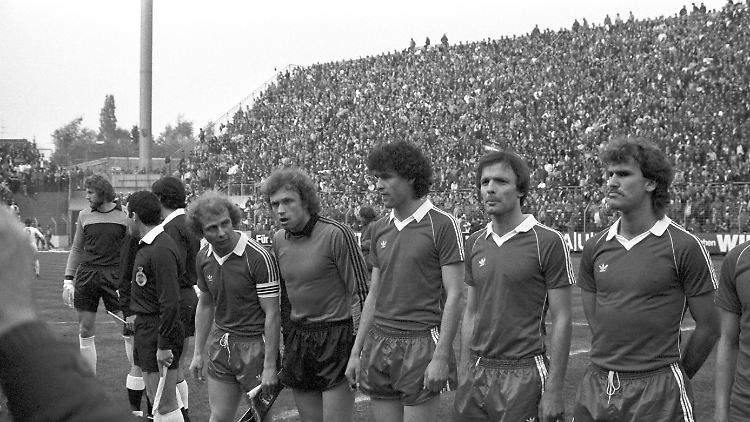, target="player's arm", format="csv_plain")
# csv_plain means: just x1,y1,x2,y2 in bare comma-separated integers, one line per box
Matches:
62,216,85,306
715,308,740,422
424,261,464,392
332,225,370,312
539,286,572,422
190,258,213,381
681,291,720,379
459,284,477,381
258,296,280,394
345,266,382,388
253,249,282,395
